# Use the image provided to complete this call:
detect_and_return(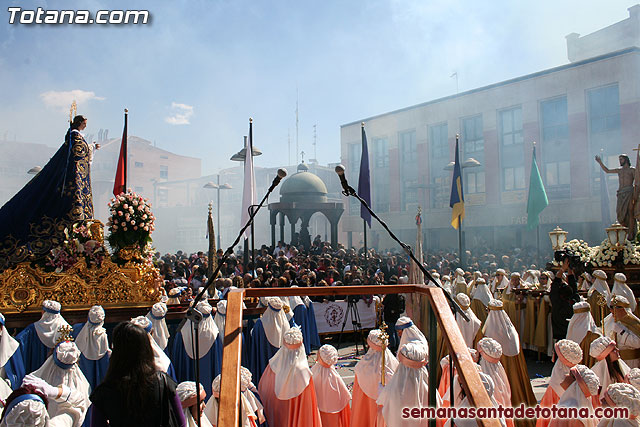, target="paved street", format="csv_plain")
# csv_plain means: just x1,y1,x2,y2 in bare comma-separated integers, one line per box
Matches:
311,337,553,401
